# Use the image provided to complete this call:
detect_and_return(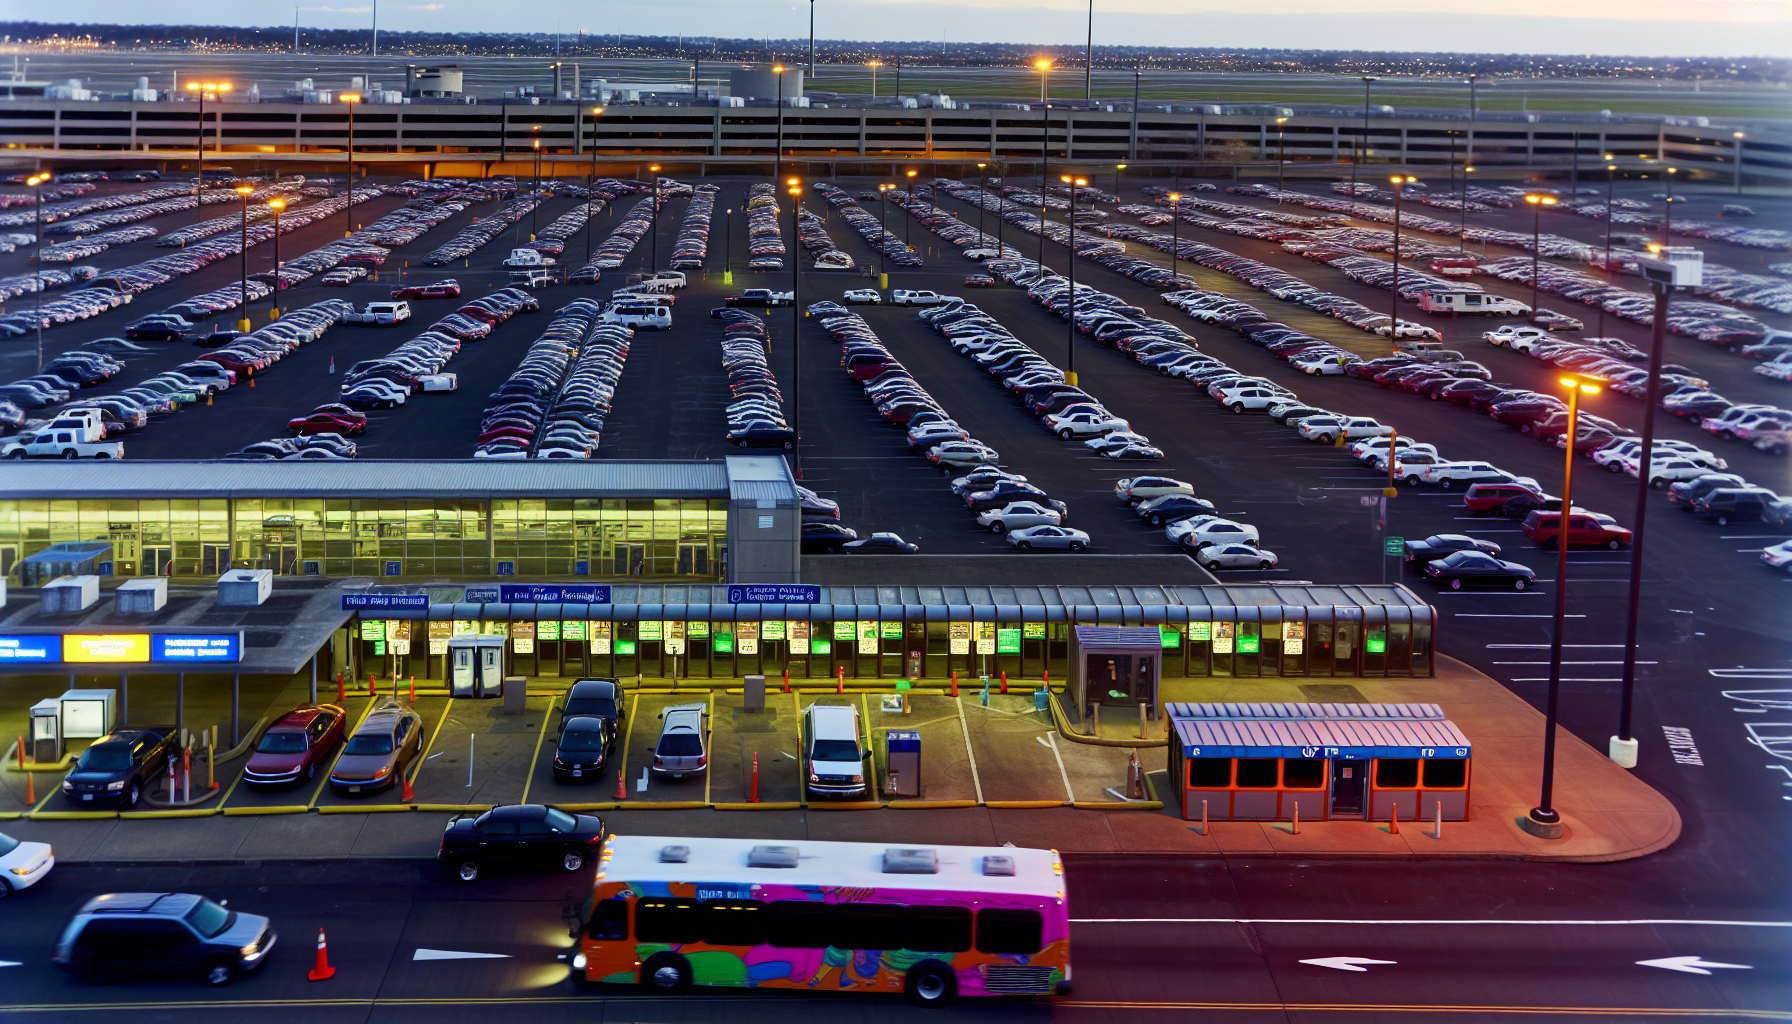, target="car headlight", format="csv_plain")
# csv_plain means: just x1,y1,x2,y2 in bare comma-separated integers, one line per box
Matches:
809,772,819,782
850,775,863,784
107,780,127,791
61,780,73,791
571,953,588,970
371,765,392,778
